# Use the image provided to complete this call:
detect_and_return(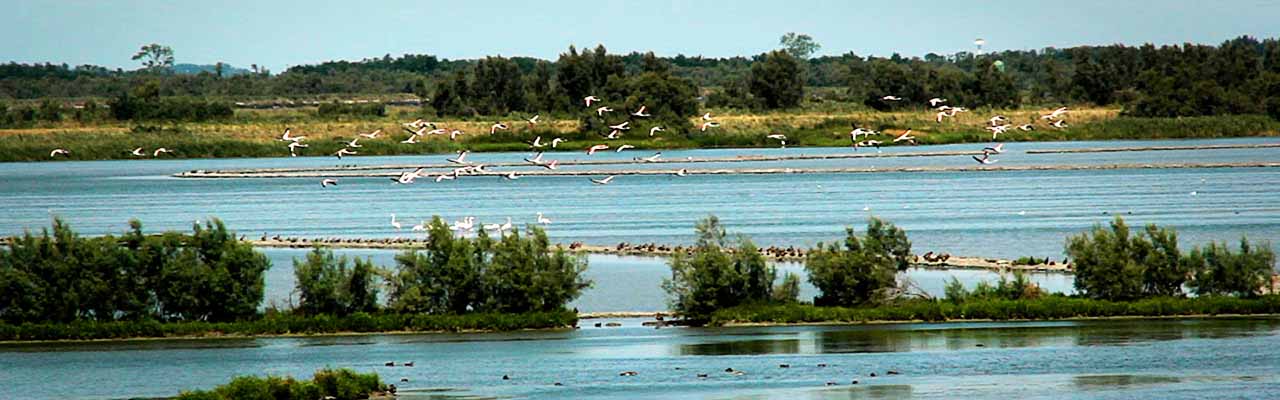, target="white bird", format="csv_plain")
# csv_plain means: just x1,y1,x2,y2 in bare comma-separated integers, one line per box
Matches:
584,96,600,107
525,152,545,165
986,124,1011,139
551,137,565,148
490,123,508,134
631,105,650,117
542,159,559,170
1041,106,1069,120
411,220,428,232
701,112,713,121
1189,191,1198,196
280,128,304,142
605,130,622,139
400,135,418,144
359,129,382,139
596,106,613,116
983,143,1005,154
321,178,338,188
288,141,309,151
451,216,476,232
882,95,902,101
1050,120,1069,129
402,119,428,129
403,126,429,137
850,127,876,141
1017,124,1035,132
531,136,546,148
435,172,457,182
504,172,520,180
641,152,662,163
447,150,470,164
893,130,916,144
153,148,173,157
649,126,665,136
608,121,631,130
130,147,146,157
390,214,403,231
499,217,513,233
767,134,786,141
988,115,1009,125
674,168,688,177
345,137,362,148
335,148,357,159
526,115,540,125
615,144,635,152
700,121,720,132
590,175,616,185
973,154,997,164
482,221,502,232
449,129,465,140
587,144,609,155
427,128,448,136
935,111,950,123
536,212,552,225
928,98,947,107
